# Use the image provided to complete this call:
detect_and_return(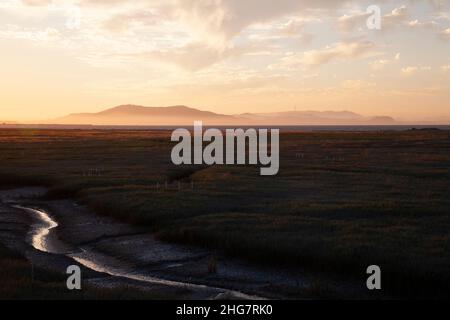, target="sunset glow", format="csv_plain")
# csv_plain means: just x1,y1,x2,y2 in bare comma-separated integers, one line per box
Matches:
1,0,450,123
